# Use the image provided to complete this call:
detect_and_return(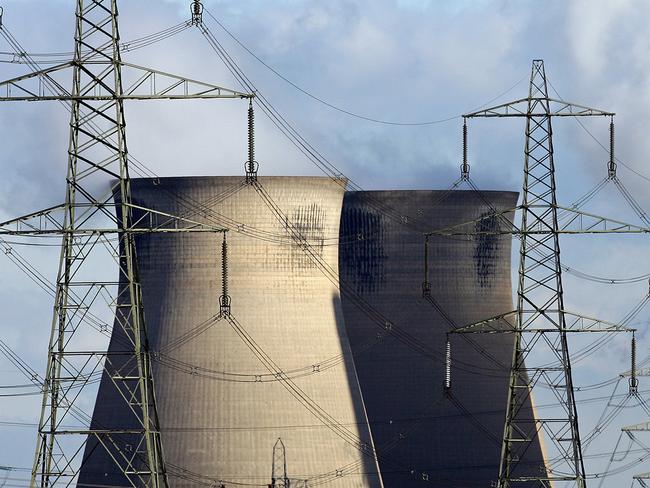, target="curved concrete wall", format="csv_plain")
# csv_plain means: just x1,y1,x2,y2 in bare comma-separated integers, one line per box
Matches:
80,177,382,488
339,190,546,487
